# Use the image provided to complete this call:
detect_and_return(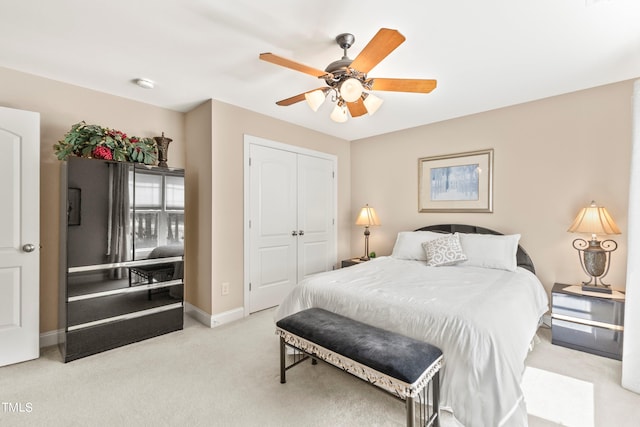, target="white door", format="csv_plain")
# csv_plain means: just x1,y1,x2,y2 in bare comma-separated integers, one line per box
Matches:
297,154,335,282
249,144,298,313
247,141,335,313
0,106,40,367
